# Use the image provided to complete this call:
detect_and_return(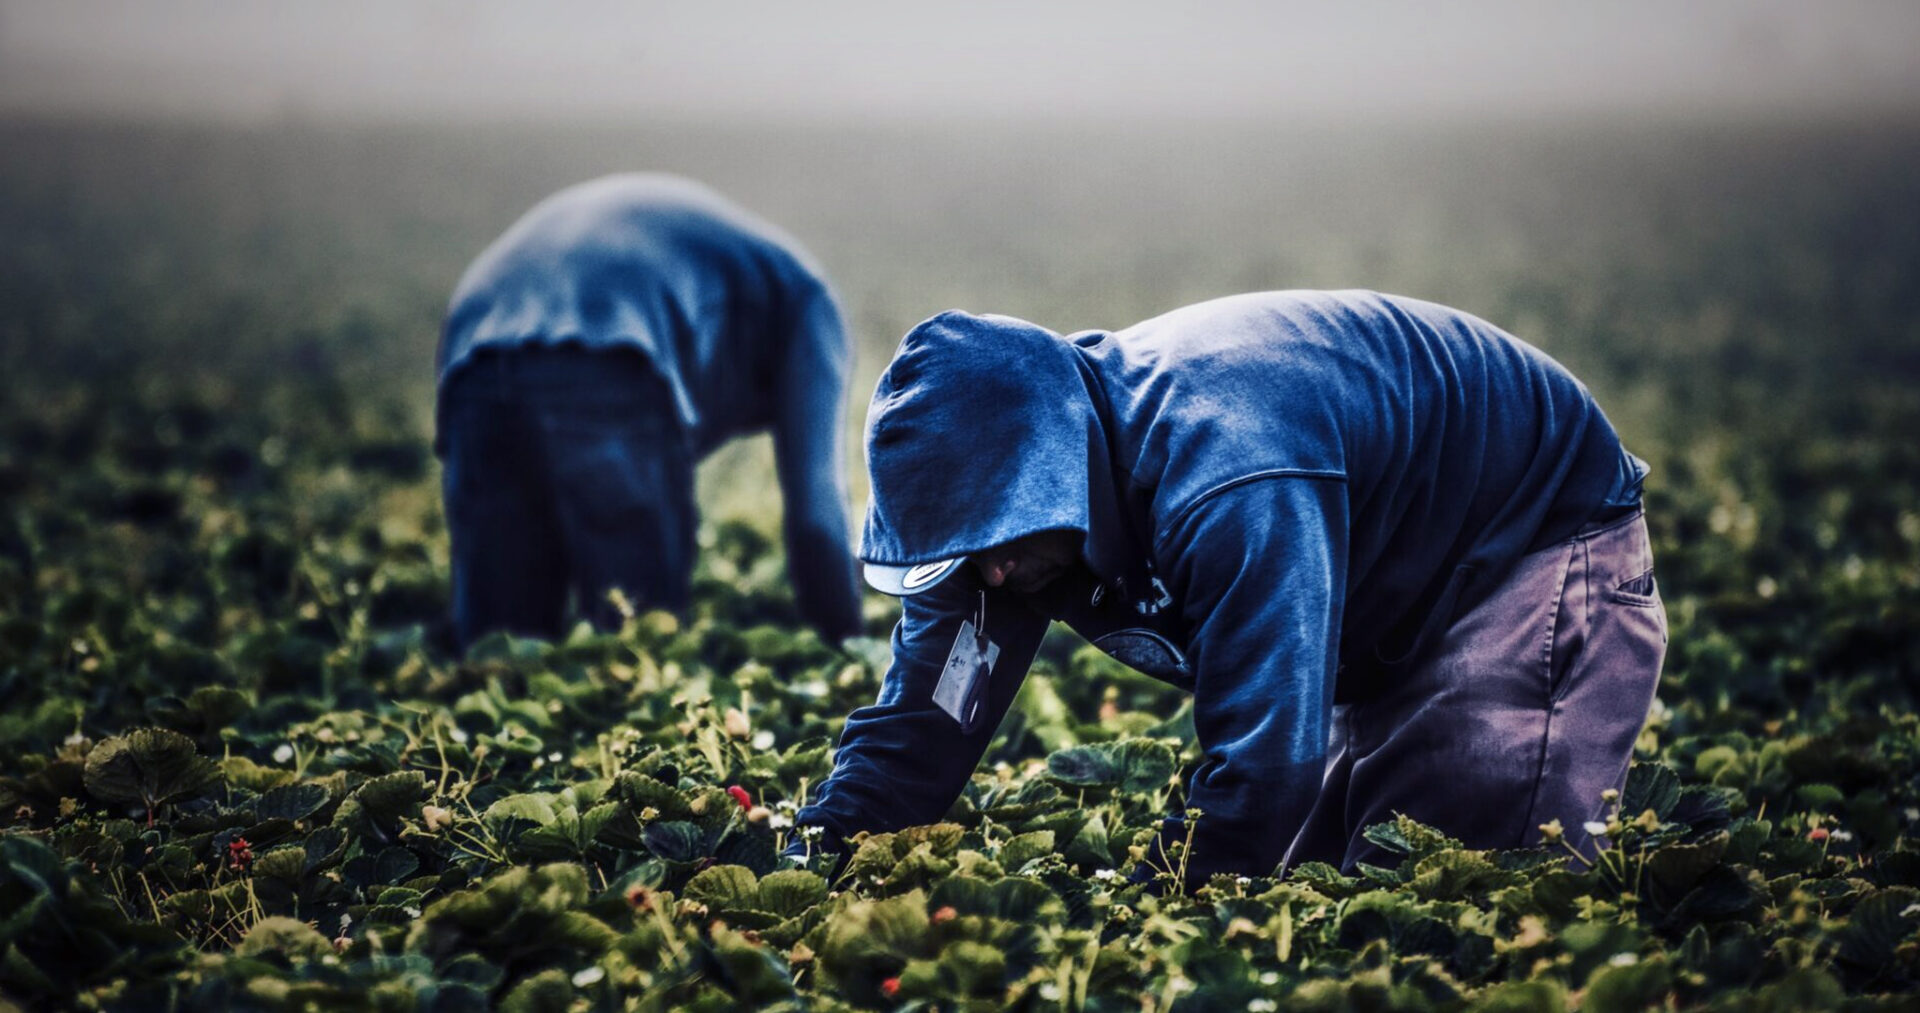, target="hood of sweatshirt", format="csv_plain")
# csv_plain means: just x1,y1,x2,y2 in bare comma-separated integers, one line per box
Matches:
859,310,1137,593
